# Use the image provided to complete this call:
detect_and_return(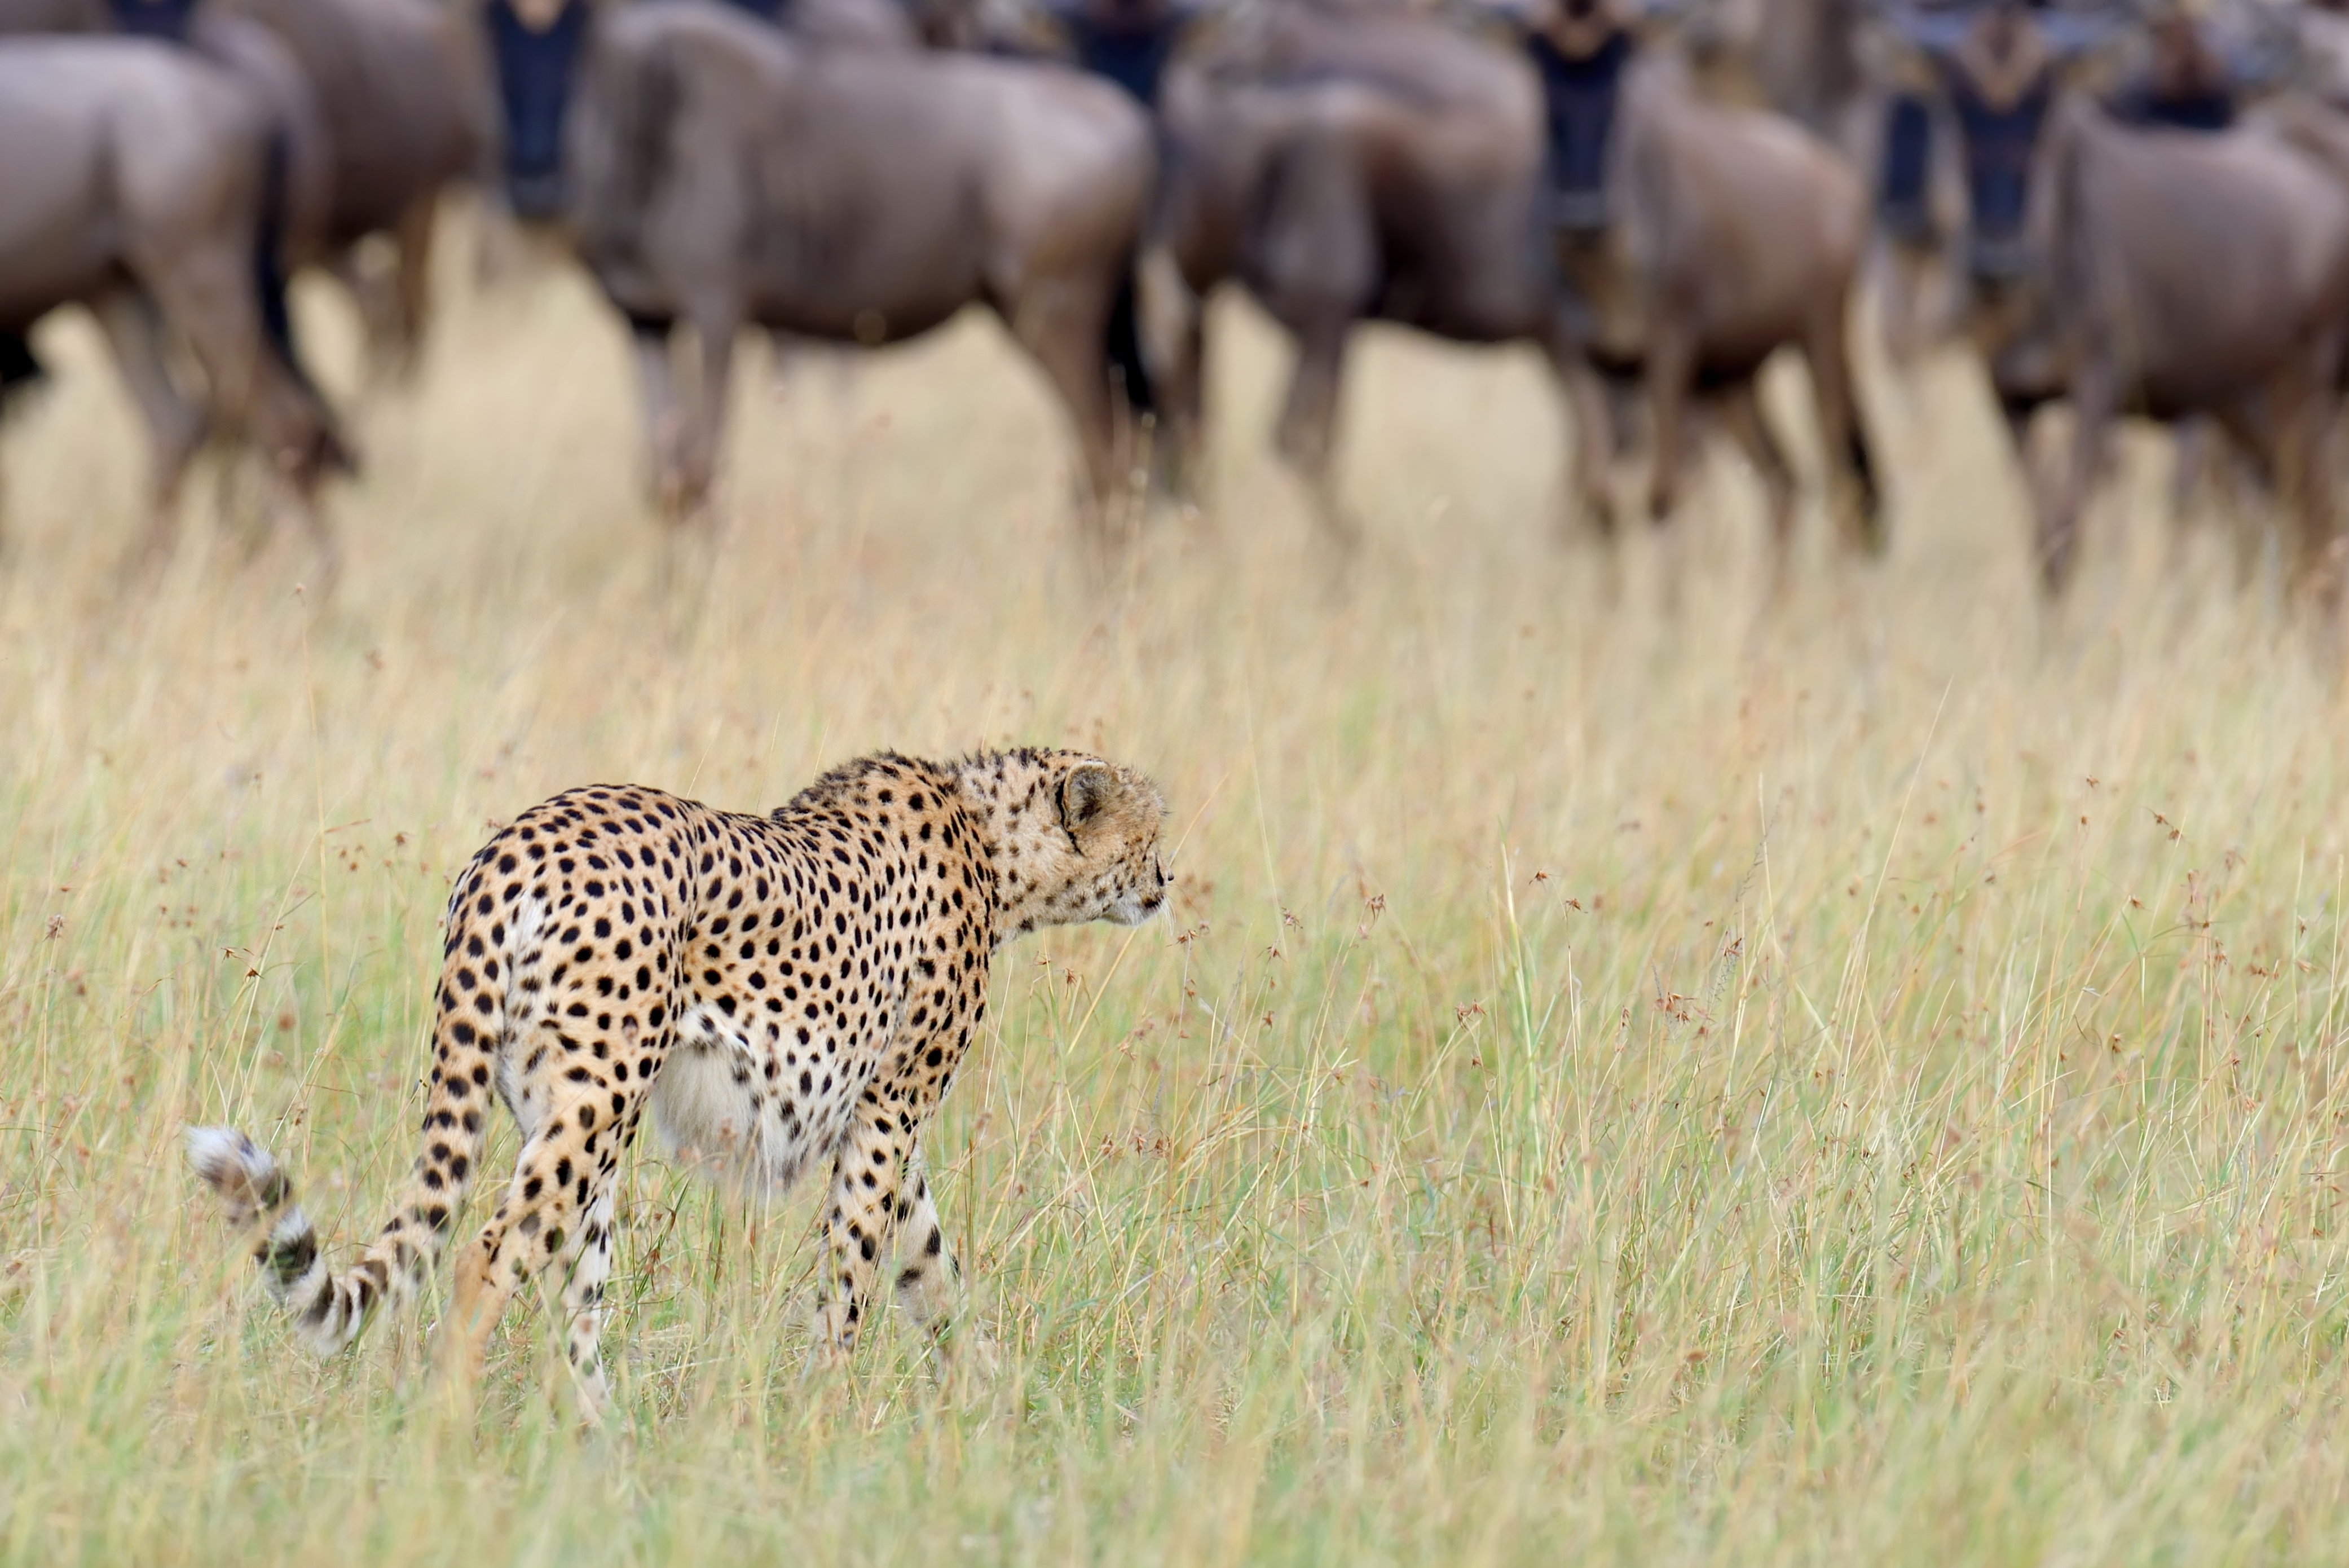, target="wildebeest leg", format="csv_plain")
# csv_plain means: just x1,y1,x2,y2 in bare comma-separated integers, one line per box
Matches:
629,319,687,518
387,197,439,383
93,288,208,579
1643,323,1698,528
676,311,737,523
473,195,527,289
280,434,344,601
763,332,802,397
1543,335,1618,548
211,451,272,562
2043,362,2117,596
2291,384,2339,619
2259,369,2340,616
0,326,43,553
2164,419,2267,591
1135,245,1205,508
1997,389,2046,526
1255,128,1373,552
1878,239,1943,371
1167,303,1207,512
1806,303,1884,558
2207,400,2286,595
1274,315,1355,550
1720,381,1796,600
2167,418,2210,554
1006,274,1122,553
1642,325,1700,612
